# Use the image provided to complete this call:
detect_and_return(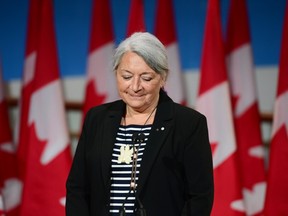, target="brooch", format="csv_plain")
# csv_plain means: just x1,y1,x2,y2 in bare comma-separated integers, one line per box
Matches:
117,145,133,164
